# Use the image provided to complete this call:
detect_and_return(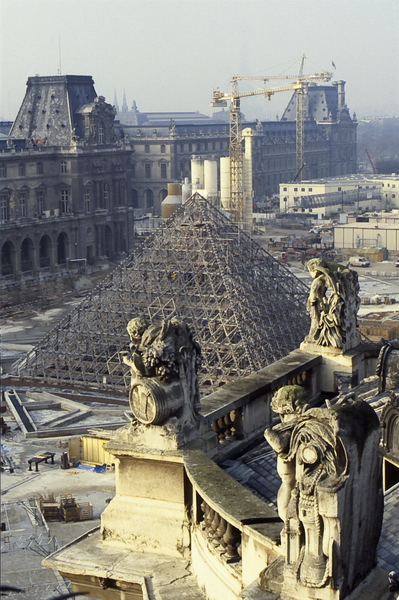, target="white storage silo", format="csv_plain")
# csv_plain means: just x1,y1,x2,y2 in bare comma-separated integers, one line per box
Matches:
191,156,204,191
220,156,230,211
182,177,191,203
204,158,218,204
